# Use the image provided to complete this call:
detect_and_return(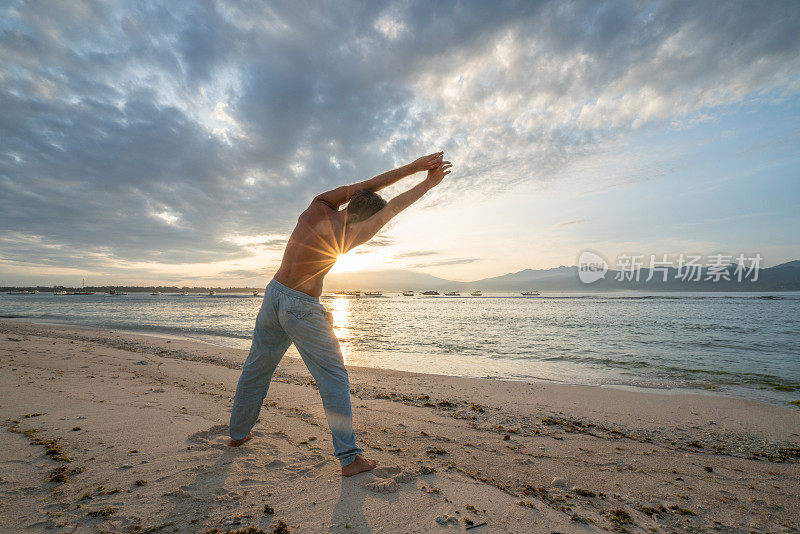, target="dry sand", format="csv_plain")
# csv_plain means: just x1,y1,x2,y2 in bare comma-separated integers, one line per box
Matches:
1,318,798,533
